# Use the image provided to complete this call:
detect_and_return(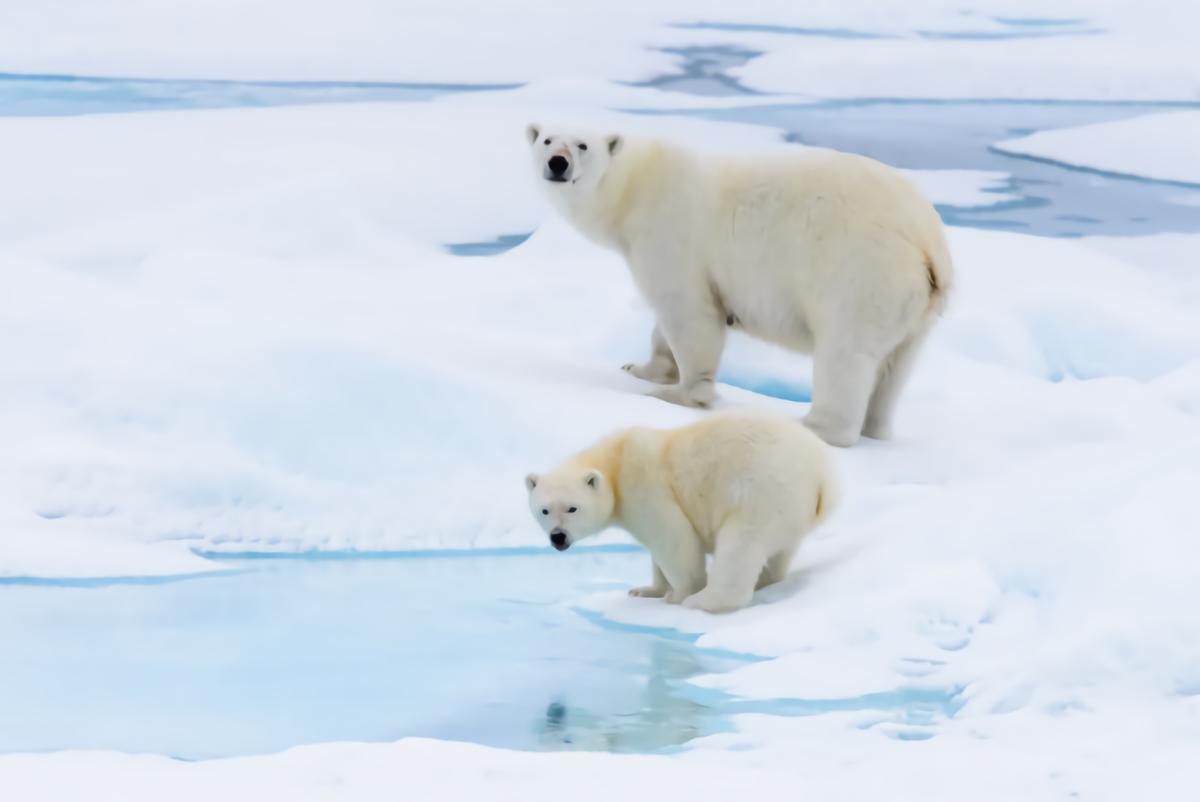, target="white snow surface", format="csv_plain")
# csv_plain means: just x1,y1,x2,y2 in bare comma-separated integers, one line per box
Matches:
2,0,1199,100
994,111,1200,186
2,22,1200,798
0,99,1052,577
901,169,1016,208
